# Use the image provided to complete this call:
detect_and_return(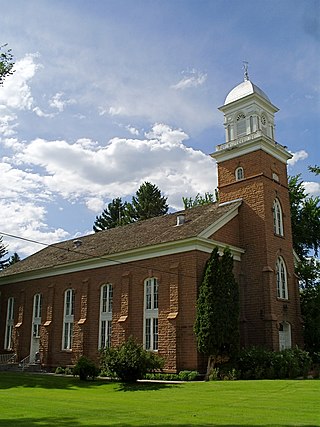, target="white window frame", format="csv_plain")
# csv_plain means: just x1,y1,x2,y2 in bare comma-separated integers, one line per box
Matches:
276,257,288,300
32,293,42,338
62,289,74,350
235,166,244,181
4,297,14,350
273,198,284,236
99,284,113,349
144,277,158,351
